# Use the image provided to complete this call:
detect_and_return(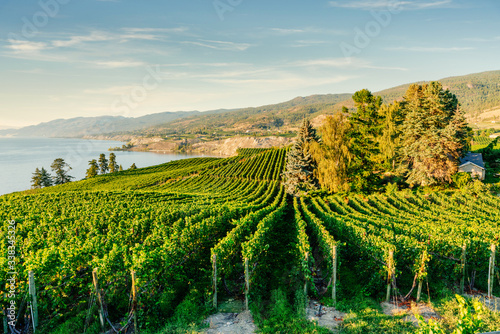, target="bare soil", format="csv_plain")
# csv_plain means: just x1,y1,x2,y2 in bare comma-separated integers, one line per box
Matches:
202,311,256,334
381,301,440,326
307,300,346,330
